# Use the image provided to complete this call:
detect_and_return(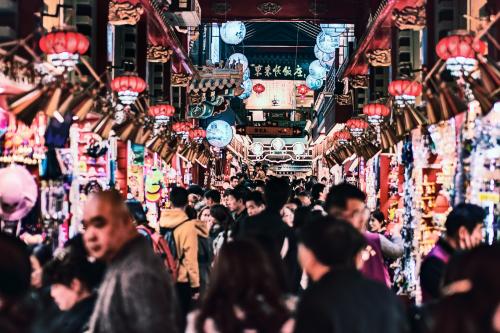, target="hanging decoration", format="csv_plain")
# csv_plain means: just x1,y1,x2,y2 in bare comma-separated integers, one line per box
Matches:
188,128,206,142
227,53,249,71
252,83,265,94
206,120,233,148
172,121,193,136
306,74,323,90
250,142,264,156
292,142,306,156
39,29,89,70
238,79,253,100
220,21,246,45
111,73,147,105
389,79,423,107
149,103,175,123
314,45,335,62
346,118,369,137
296,84,310,97
333,130,351,145
363,103,390,125
435,30,486,77
316,31,339,53
309,60,327,79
